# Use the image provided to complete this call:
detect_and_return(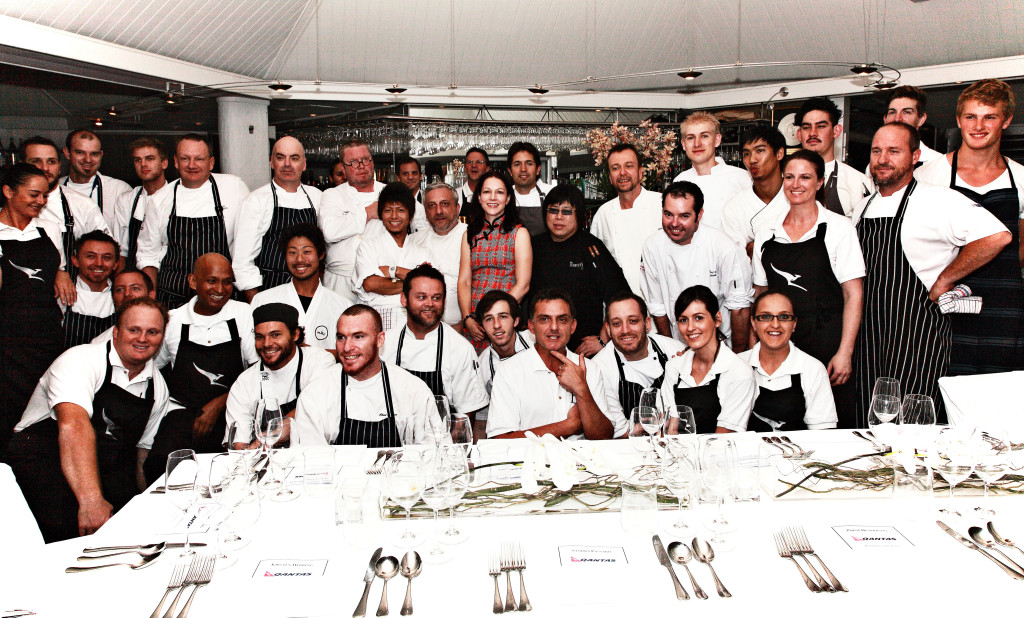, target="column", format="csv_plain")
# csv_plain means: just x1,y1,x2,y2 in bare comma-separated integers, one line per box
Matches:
216,96,270,190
